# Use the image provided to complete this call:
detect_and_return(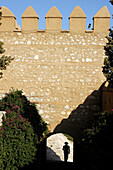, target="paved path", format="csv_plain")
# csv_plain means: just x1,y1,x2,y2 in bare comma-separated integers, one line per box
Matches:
46,133,73,162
